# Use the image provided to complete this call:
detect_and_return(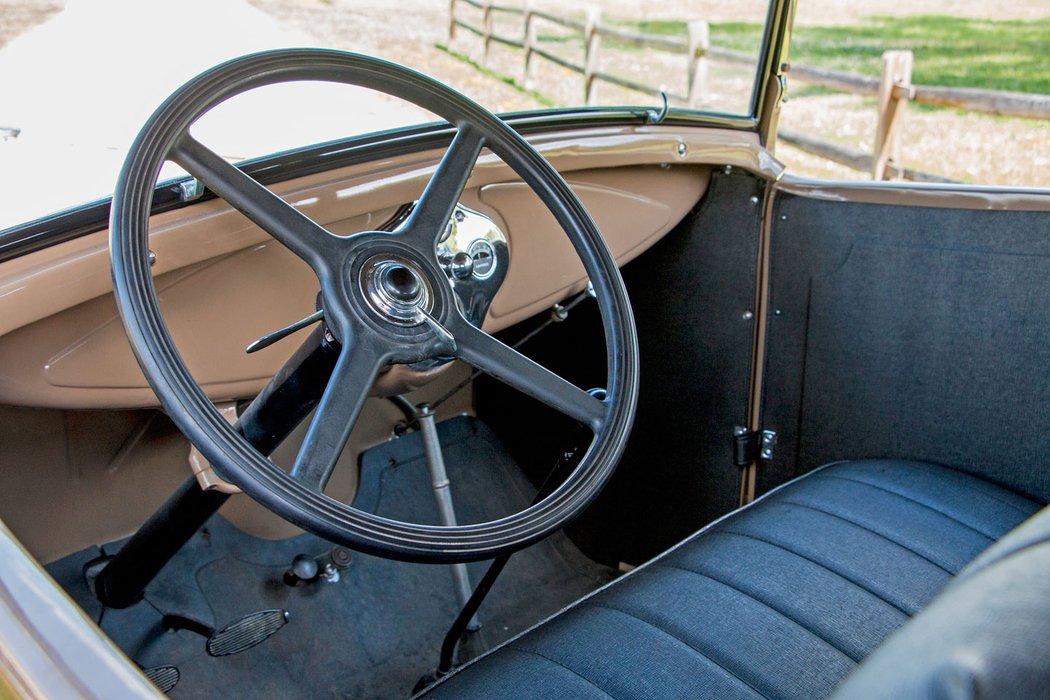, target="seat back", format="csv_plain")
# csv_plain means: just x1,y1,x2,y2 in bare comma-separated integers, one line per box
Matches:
832,505,1050,698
